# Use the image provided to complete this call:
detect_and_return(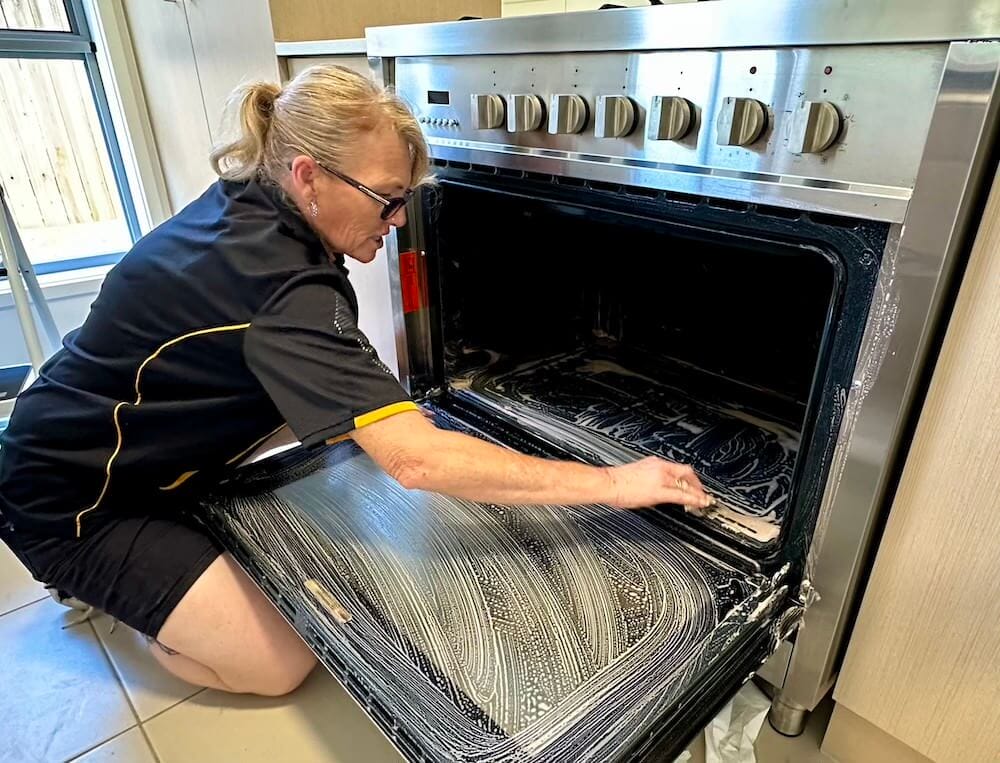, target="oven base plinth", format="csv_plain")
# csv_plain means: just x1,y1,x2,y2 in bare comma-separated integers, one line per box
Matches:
768,695,810,736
